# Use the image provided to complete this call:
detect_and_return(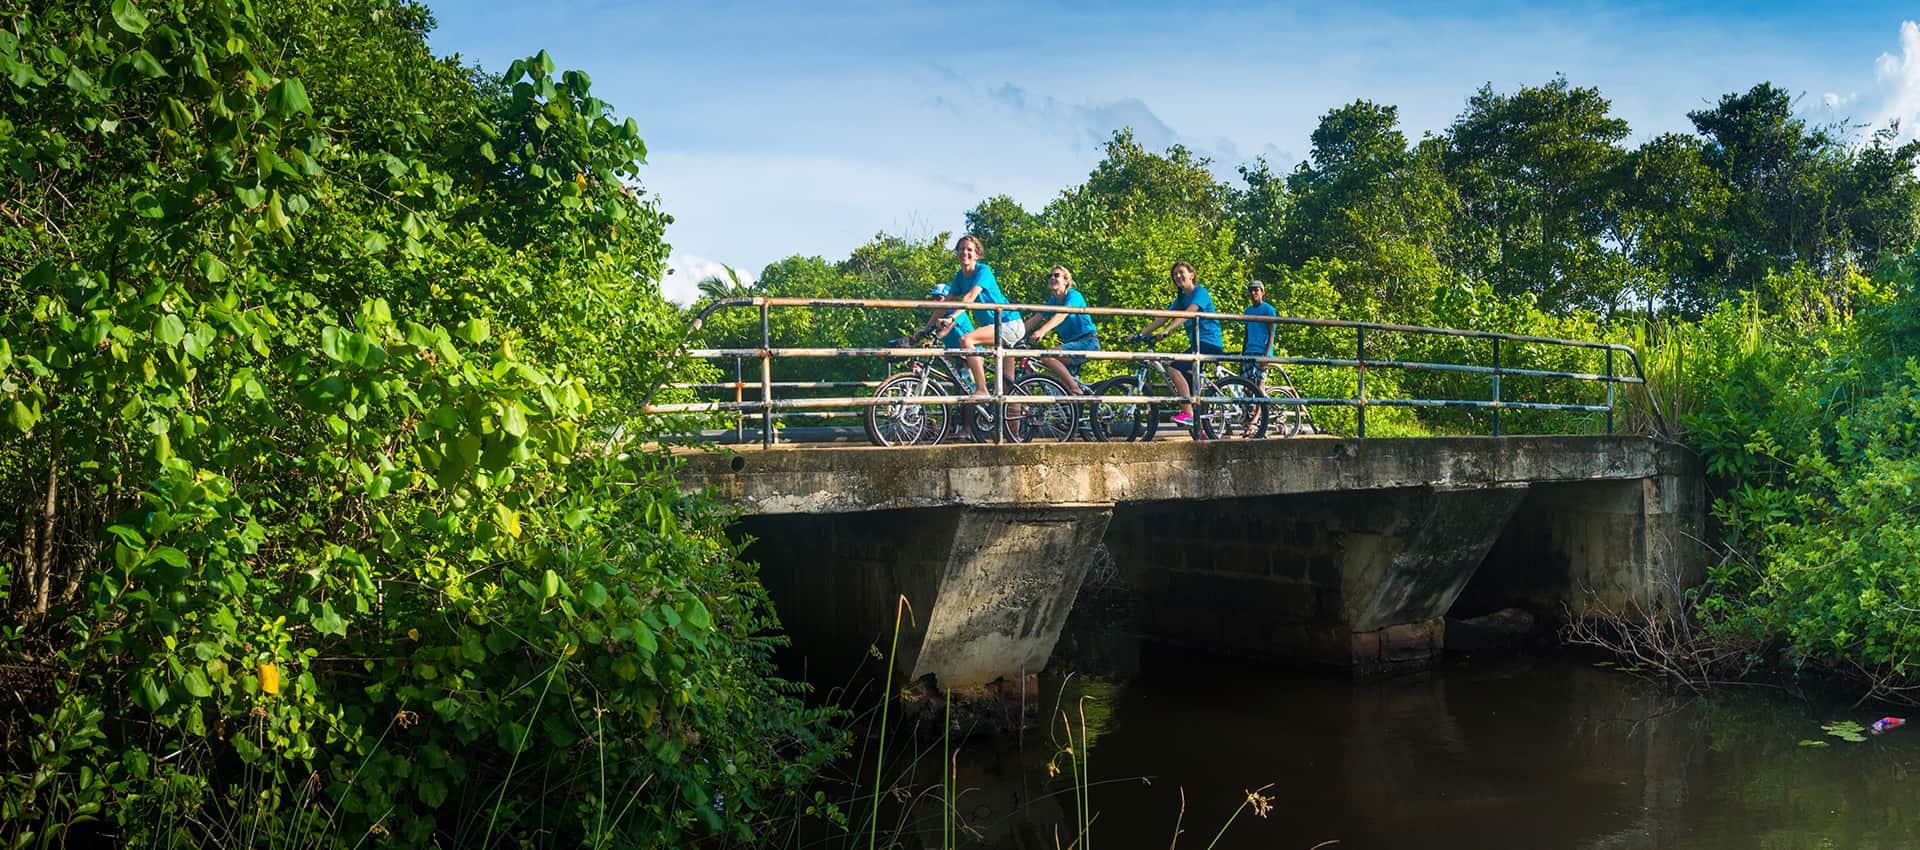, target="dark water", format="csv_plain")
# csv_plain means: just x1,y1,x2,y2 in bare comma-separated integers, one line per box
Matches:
877,648,1920,850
